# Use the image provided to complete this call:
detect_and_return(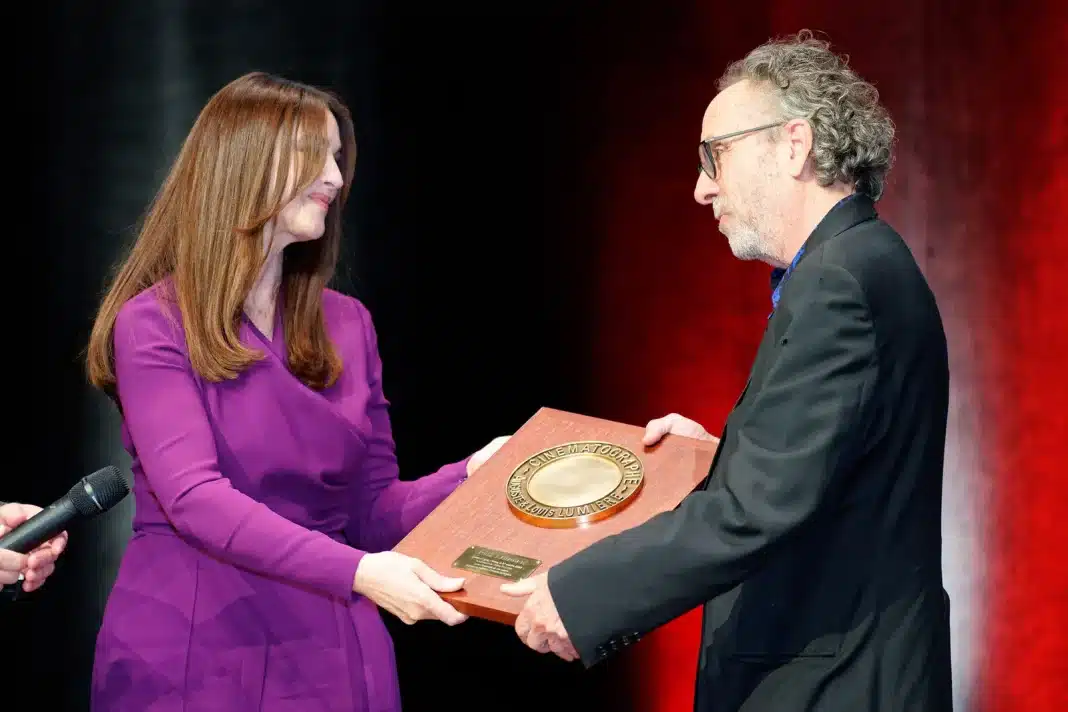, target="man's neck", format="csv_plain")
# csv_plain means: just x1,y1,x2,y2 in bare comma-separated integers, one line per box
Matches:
773,185,855,268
